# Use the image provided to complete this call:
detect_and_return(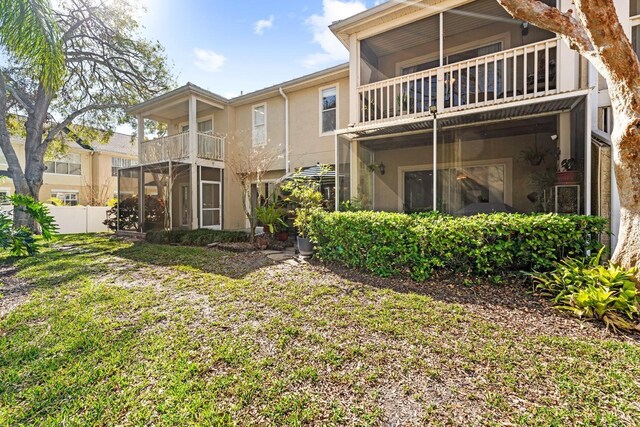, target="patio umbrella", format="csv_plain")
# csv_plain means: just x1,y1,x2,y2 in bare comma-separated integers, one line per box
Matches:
276,163,336,185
